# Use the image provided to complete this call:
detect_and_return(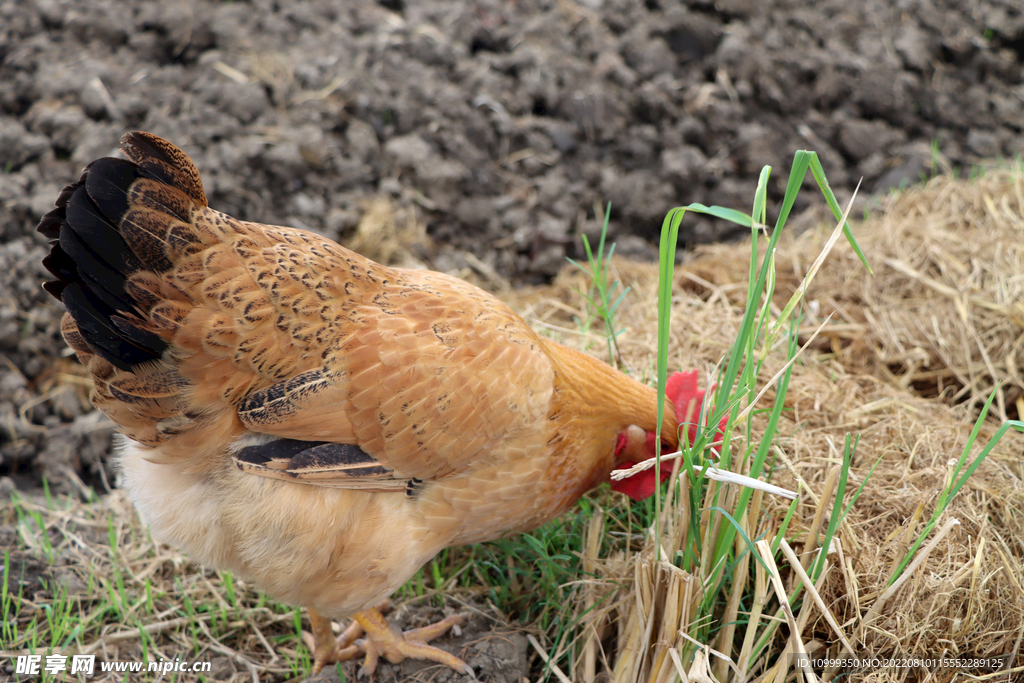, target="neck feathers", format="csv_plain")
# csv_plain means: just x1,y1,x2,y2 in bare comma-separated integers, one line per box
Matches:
545,341,679,447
